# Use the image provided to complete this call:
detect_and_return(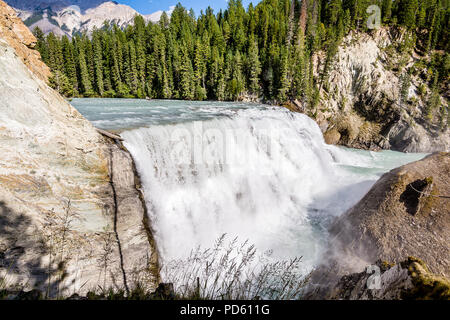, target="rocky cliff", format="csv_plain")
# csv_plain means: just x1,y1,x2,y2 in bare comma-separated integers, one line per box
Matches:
305,152,450,299
311,28,449,153
0,0,157,297
0,0,50,82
